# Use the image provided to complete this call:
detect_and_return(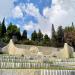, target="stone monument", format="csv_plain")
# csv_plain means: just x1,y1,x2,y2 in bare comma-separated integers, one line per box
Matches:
59,43,73,58
2,39,74,58
2,39,25,55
